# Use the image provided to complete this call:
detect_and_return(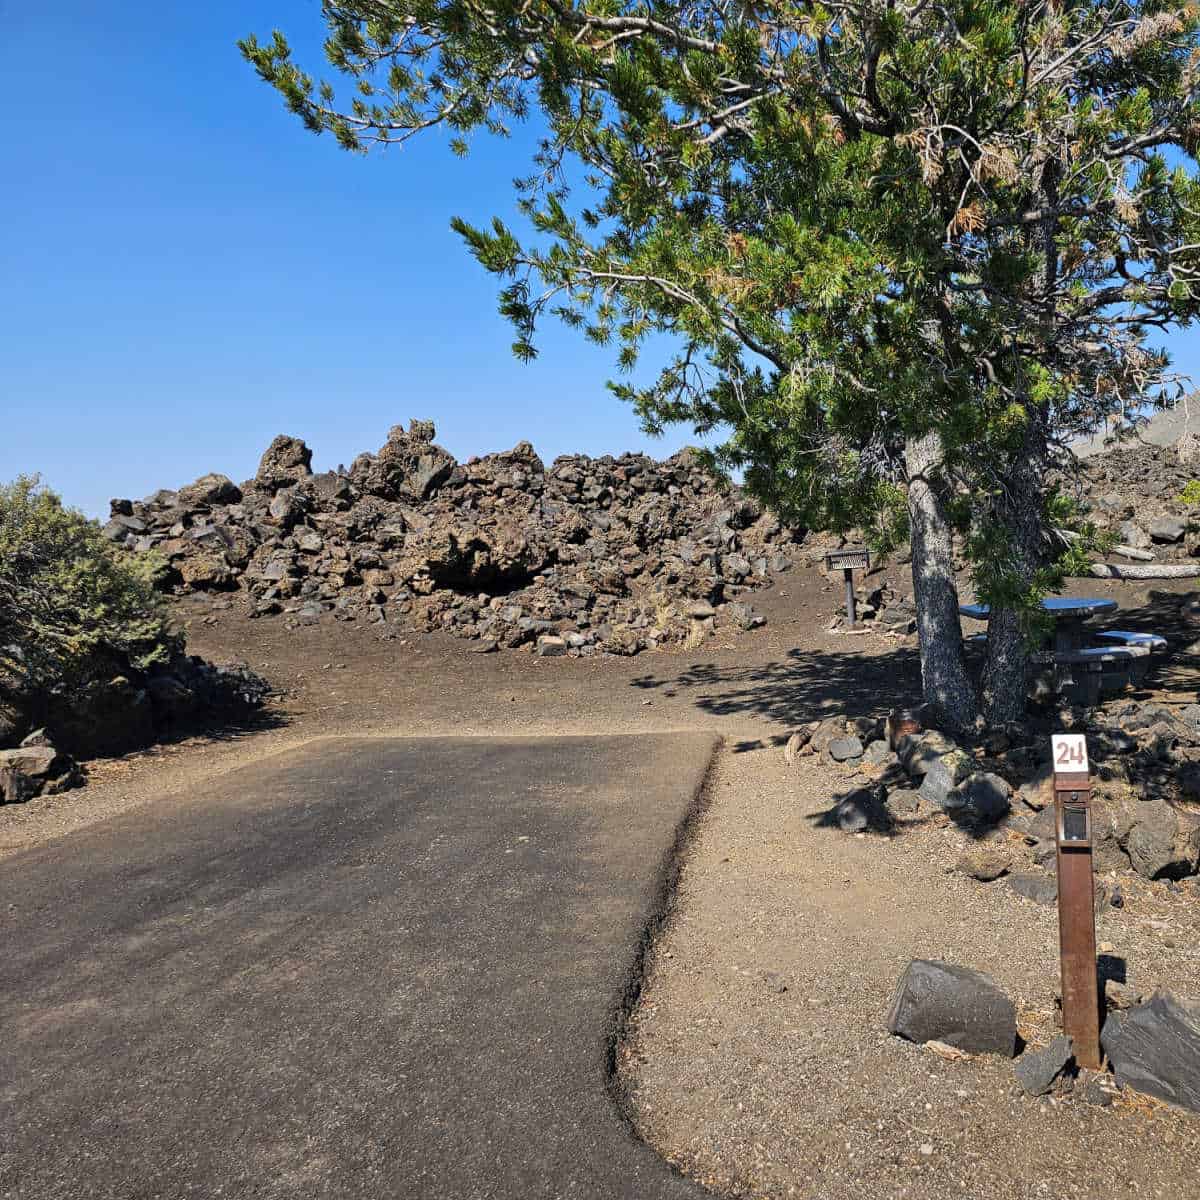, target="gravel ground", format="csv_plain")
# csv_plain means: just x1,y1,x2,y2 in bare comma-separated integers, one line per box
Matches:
621,744,1200,1200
